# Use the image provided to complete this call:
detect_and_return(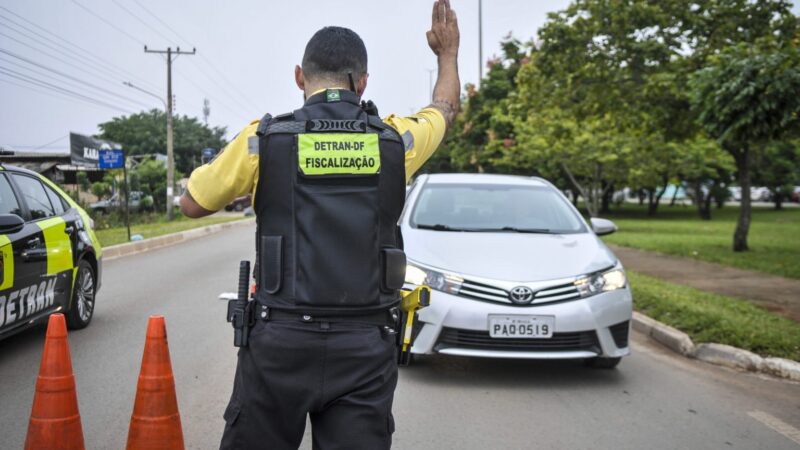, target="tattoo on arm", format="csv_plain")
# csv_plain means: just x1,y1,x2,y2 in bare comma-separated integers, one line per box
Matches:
429,99,459,129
